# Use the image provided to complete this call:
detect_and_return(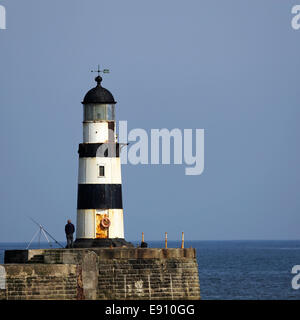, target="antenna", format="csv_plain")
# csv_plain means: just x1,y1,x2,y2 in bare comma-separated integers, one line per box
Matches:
26,217,64,249
91,65,110,76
